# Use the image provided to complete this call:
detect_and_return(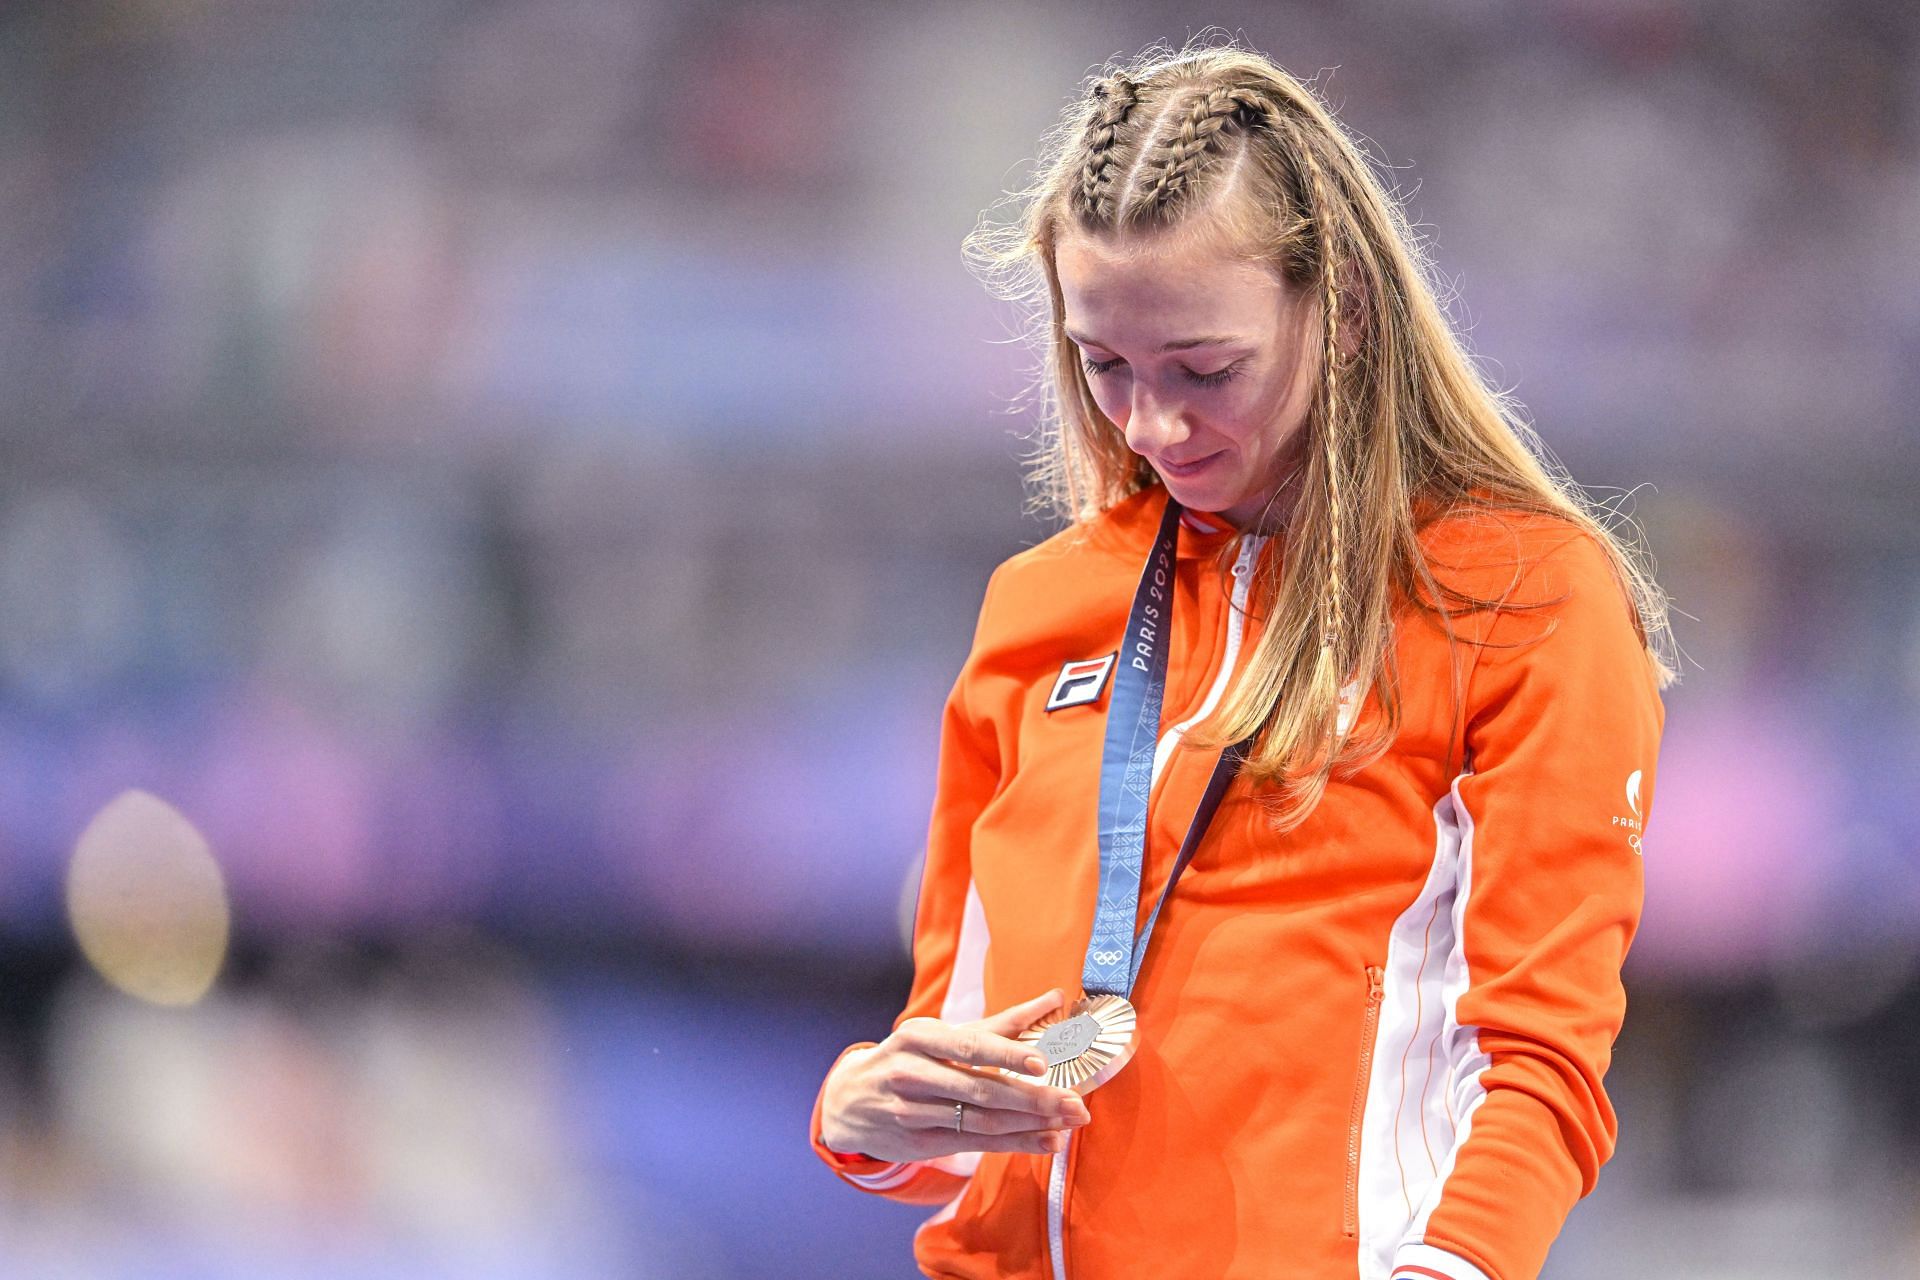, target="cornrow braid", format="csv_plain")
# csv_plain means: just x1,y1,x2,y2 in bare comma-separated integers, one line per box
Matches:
1073,75,1140,223
1135,84,1275,219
